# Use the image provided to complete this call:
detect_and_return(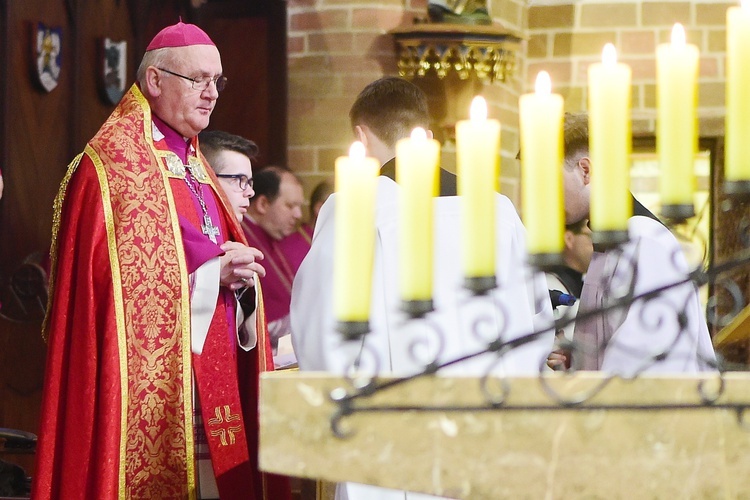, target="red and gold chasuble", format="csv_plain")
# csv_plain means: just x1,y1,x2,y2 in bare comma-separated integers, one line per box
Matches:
33,85,286,500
